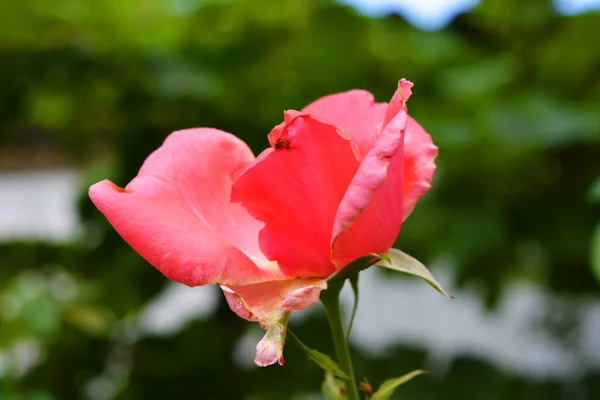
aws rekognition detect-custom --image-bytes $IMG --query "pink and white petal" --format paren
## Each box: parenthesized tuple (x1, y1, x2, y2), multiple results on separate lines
(89, 128, 283, 287)
(221, 278, 327, 366)
(133, 128, 267, 261)
(301, 90, 388, 158)
(330, 80, 414, 266)
(333, 116, 437, 266)
(232, 115, 359, 278)
(330, 109, 408, 266)
(402, 116, 438, 220)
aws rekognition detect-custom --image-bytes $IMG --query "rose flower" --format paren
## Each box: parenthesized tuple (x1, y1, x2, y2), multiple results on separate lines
(89, 79, 437, 366)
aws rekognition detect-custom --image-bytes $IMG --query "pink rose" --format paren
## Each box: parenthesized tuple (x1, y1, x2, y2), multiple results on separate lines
(89, 79, 437, 366)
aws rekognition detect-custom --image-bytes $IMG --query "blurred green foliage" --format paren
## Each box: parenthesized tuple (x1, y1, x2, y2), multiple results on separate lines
(1, 0, 599, 399)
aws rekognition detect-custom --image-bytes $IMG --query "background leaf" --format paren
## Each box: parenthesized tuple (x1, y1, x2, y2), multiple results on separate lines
(591, 222, 600, 284)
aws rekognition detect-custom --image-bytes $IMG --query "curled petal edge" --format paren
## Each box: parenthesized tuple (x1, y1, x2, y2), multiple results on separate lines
(402, 116, 439, 221)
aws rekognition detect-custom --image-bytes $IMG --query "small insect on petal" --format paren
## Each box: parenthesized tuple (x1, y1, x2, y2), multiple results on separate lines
(275, 138, 291, 150)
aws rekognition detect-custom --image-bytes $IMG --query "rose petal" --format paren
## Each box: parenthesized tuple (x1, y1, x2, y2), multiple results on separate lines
(383, 79, 414, 127)
(232, 114, 359, 278)
(331, 80, 413, 266)
(301, 90, 388, 158)
(221, 278, 327, 366)
(89, 128, 283, 287)
(402, 116, 438, 220)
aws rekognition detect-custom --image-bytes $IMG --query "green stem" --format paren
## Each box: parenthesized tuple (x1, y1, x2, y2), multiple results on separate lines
(321, 281, 360, 400)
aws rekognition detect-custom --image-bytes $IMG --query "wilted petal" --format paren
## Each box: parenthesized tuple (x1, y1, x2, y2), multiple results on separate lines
(89, 128, 283, 287)
(232, 114, 359, 278)
(222, 279, 327, 366)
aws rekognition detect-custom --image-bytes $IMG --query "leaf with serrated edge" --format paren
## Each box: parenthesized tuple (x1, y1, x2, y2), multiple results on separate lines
(371, 370, 427, 400)
(376, 248, 451, 297)
(288, 330, 350, 380)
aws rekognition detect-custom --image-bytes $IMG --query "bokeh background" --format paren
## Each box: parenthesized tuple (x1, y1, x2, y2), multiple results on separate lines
(1, 0, 600, 399)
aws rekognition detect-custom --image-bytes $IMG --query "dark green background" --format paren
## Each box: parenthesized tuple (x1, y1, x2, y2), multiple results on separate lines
(1, 0, 599, 399)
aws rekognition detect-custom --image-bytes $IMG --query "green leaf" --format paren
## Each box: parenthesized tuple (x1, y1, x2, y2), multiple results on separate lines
(27, 391, 56, 400)
(587, 175, 600, 203)
(371, 370, 427, 400)
(287, 329, 351, 380)
(377, 248, 452, 297)
(591, 222, 600, 283)
(346, 273, 359, 338)
(322, 372, 347, 400)
(64, 304, 113, 337)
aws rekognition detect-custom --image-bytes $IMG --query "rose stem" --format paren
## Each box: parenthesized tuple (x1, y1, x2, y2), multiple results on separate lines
(321, 280, 360, 400)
